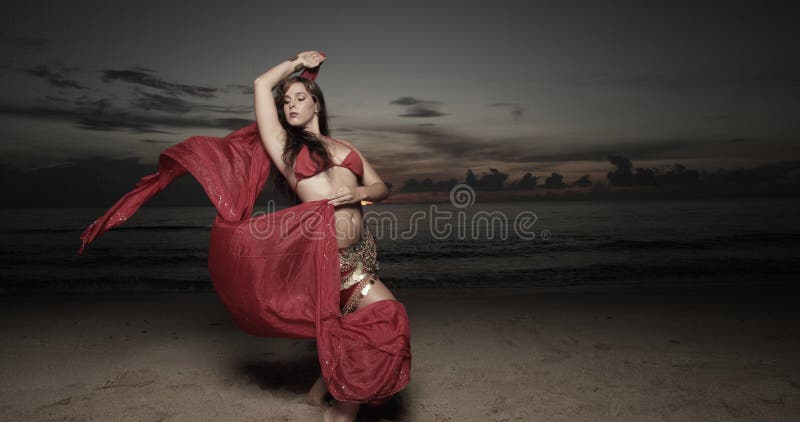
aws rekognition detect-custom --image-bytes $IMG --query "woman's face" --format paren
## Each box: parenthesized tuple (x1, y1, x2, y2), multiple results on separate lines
(282, 82, 318, 128)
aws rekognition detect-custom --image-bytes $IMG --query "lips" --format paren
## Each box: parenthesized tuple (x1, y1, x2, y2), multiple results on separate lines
(289, 112, 298, 118)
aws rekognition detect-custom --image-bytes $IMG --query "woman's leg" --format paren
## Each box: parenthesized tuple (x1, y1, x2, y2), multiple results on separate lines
(311, 275, 396, 409)
(307, 373, 329, 406)
(324, 275, 397, 421)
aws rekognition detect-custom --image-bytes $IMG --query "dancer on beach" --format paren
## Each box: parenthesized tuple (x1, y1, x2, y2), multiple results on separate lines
(254, 50, 401, 421)
(79, 51, 411, 422)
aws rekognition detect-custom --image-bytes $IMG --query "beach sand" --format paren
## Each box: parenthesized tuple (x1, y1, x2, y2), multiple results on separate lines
(1, 287, 798, 421)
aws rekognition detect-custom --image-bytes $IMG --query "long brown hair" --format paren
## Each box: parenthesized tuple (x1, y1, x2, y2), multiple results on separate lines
(272, 76, 333, 195)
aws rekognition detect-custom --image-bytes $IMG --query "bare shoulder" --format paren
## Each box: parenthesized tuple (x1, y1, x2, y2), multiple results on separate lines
(332, 137, 358, 150)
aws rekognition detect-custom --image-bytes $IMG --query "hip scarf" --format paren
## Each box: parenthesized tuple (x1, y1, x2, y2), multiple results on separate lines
(339, 227, 380, 316)
(77, 123, 410, 405)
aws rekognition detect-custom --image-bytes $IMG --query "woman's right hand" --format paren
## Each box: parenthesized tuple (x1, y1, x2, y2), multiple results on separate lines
(296, 51, 326, 69)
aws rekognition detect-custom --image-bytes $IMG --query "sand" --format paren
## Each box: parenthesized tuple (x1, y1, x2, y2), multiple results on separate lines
(1, 287, 798, 421)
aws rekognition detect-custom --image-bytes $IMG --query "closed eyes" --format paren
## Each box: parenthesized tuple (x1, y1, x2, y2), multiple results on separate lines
(283, 94, 306, 100)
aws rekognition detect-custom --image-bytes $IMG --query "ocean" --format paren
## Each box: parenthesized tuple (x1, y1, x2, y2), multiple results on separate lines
(1, 198, 799, 293)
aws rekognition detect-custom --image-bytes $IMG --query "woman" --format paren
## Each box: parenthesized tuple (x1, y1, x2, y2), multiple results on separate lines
(78, 52, 410, 422)
(254, 51, 400, 421)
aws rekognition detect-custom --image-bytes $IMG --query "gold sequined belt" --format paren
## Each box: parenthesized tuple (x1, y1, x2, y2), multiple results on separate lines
(338, 226, 380, 291)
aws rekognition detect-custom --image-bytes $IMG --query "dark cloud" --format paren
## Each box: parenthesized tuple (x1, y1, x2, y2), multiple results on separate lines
(73, 96, 112, 110)
(0, 34, 48, 51)
(390, 96, 447, 118)
(130, 91, 252, 115)
(101, 68, 217, 98)
(25, 64, 85, 90)
(0, 103, 251, 134)
(544, 172, 567, 189)
(12, 64, 250, 132)
(204, 103, 252, 115)
(0, 104, 81, 124)
(487, 102, 524, 119)
(606, 156, 700, 187)
(45, 95, 71, 104)
(131, 66, 157, 73)
(75, 115, 250, 133)
(75, 116, 172, 134)
(398, 105, 448, 118)
(3, 69, 252, 132)
(389, 97, 441, 106)
(225, 84, 254, 95)
(131, 92, 193, 114)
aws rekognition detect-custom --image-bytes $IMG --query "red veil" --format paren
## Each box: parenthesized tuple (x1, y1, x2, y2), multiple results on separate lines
(77, 69, 411, 404)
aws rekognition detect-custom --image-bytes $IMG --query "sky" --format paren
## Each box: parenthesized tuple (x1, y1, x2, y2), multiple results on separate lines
(1, 0, 799, 203)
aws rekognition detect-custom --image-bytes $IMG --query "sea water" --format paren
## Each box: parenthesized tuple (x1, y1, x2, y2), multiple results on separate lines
(1, 198, 798, 293)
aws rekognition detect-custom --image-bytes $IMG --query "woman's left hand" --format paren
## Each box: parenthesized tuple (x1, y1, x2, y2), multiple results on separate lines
(328, 186, 363, 207)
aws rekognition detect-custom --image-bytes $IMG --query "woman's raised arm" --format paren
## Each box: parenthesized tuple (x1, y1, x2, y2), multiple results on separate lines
(253, 51, 325, 175)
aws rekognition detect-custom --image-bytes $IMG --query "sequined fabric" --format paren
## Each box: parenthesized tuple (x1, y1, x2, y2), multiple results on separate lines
(338, 226, 380, 290)
(338, 226, 380, 315)
(340, 278, 375, 316)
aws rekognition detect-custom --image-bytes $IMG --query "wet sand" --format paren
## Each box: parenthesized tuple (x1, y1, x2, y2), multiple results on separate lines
(1, 287, 798, 421)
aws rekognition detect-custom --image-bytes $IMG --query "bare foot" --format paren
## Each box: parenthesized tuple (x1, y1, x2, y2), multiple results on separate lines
(322, 400, 360, 422)
(307, 374, 329, 407)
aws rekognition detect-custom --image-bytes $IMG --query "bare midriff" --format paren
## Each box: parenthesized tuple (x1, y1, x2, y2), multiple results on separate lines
(293, 166, 363, 249)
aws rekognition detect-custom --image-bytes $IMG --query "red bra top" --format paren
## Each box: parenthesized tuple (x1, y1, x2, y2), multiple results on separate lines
(293, 137, 364, 189)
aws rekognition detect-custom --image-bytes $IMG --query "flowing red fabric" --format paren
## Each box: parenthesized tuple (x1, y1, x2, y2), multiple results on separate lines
(77, 120, 410, 404)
